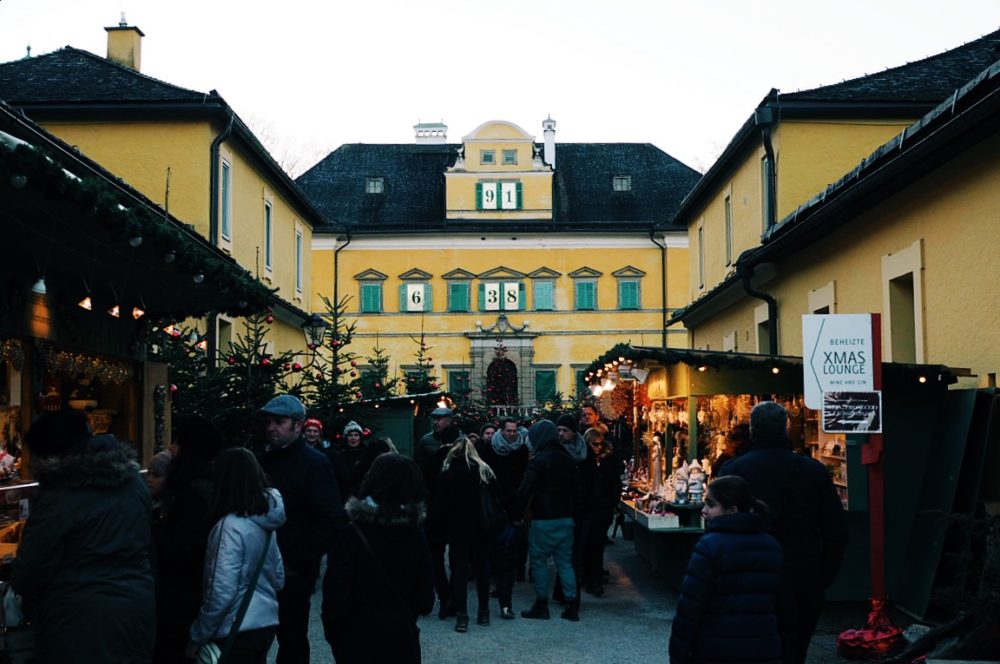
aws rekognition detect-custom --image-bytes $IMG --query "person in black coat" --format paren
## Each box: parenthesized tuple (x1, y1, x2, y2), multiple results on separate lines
(12, 411, 155, 663)
(579, 427, 623, 596)
(515, 419, 581, 621)
(475, 421, 527, 619)
(259, 395, 345, 664)
(413, 407, 460, 617)
(434, 436, 499, 632)
(330, 420, 365, 503)
(154, 414, 223, 663)
(322, 453, 435, 663)
(720, 401, 849, 664)
(669, 475, 783, 664)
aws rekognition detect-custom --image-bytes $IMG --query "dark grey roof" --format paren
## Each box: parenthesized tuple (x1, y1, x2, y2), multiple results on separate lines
(783, 28, 1000, 104)
(296, 142, 701, 234)
(0, 46, 208, 103)
(0, 46, 329, 230)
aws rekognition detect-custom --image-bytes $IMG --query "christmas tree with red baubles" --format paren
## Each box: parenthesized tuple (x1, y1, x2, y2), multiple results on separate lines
(359, 335, 399, 400)
(299, 294, 362, 424)
(403, 326, 438, 395)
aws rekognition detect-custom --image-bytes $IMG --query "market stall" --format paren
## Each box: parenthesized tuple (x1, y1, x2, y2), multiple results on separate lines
(0, 102, 271, 541)
(582, 343, 986, 610)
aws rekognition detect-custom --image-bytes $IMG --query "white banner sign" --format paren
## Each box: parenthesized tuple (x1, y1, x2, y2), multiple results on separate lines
(503, 282, 520, 309)
(500, 182, 518, 209)
(802, 314, 875, 408)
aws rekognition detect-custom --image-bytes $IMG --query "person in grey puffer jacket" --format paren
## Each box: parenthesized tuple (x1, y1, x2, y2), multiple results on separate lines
(188, 448, 286, 662)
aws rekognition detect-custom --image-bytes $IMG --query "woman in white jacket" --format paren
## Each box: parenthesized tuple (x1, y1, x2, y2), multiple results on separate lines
(186, 448, 286, 663)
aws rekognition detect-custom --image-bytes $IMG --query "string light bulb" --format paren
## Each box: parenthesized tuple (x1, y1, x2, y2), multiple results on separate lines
(107, 304, 120, 318)
(78, 296, 93, 311)
(132, 306, 145, 320)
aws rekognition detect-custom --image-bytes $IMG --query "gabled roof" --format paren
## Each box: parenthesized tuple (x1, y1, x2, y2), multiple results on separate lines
(296, 142, 701, 234)
(671, 57, 1000, 328)
(441, 268, 477, 280)
(0, 47, 330, 231)
(398, 268, 433, 280)
(528, 267, 562, 279)
(783, 28, 1000, 104)
(478, 266, 526, 279)
(673, 27, 1000, 227)
(0, 46, 207, 103)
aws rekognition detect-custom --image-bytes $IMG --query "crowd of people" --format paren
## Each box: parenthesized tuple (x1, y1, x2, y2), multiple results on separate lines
(7, 396, 847, 664)
(7, 398, 627, 663)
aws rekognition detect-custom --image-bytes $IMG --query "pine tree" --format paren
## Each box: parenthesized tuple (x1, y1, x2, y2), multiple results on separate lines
(148, 323, 222, 423)
(485, 340, 518, 405)
(403, 327, 439, 394)
(359, 335, 399, 400)
(299, 294, 362, 424)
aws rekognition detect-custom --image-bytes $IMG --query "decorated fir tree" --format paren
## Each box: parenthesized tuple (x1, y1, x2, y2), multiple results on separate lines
(485, 340, 518, 405)
(148, 323, 223, 424)
(359, 336, 399, 400)
(403, 327, 439, 394)
(215, 308, 302, 447)
(298, 294, 362, 424)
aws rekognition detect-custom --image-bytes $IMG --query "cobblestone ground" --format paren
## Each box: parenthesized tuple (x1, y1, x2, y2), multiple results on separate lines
(271, 527, 870, 663)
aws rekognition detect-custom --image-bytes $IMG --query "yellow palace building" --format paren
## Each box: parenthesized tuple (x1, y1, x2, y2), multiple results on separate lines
(298, 119, 701, 409)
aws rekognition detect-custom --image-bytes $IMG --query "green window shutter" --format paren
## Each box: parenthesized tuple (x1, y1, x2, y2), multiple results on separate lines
(516, 182, 523, 209)
(476, 182, 482, 210)
(575, 370, 589, 399)
(448, 283, 468, 312)
(619, 280, 639, 310)
(535, 370, 556, 402)
(423, 284, 433, 312)
(398, 284, 408, 312)
(534, 281, 553, 310)
(516, 282, 526, 311)
(478, 283, 485, 310)
(576, 281, 595, 310)
(361, 283, 382, 313)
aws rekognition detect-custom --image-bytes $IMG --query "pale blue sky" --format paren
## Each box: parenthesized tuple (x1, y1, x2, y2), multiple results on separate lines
(2, 0, 999, 174)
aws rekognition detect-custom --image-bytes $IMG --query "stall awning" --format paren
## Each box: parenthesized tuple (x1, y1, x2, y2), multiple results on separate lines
(0, 101, 272, 322)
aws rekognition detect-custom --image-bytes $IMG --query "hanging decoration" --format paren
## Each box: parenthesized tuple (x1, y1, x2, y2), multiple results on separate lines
(40, 345, 132, 385)
(0, 340, 26, 371)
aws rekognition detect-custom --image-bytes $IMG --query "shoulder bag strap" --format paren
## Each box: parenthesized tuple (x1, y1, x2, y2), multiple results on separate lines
(352, 523, 410, 611)
(219, 529, 273, 664)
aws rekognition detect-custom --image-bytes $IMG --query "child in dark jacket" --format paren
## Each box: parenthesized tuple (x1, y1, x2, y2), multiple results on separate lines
(669, 475, 783, 664)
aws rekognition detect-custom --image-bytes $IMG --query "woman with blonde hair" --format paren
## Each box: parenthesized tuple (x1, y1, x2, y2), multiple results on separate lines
(433, 435, 499, 632)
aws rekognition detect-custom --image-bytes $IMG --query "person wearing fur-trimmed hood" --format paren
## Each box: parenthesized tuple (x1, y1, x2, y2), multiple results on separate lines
(322, 453, 435, 663)
(12, 411, 155, 663)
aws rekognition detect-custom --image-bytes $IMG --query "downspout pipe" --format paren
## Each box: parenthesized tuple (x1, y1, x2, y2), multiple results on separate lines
(209, 110, 236, 246)
(333, 228, 352, 309)
(649, 229, 668, 348)
(755, 105, 777, 231)
(738, 262, 778, 356)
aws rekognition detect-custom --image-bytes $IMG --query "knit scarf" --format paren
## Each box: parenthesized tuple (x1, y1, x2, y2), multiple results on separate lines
(491, 428, 529, 455)
(563, 432, 588, 462)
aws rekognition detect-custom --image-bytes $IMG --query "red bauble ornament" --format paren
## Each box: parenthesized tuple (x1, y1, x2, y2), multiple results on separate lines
(355, 392, 362, 398)
(307, 343, 316, 351)
(227, 356, 236, 365)
(332, 340, 340, 347)
(266, 315, 274, 324)
(427, 357, 433, 361)
(292, 363, 302, 372)
(363, 428, 371, 436)
(172, 330, 182, 338)
(170, 384, 178, 393)
(350, 360, 357, 367)
(261, 358, 271, 366)
(350, 371, 357, 377)
(375, 382, 382, 388)
(282, 364, 290, 371)
(315, 372, 322, 379)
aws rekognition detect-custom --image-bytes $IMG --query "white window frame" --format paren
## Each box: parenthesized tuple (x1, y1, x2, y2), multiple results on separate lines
(808, 280, 837, 315)
(881, 239, 925, 363)
(366, 177, 384, 194)
(263, 198, 273, 275)
(220, 156, 233, 245)
(613, 175, 632, 192)
(294, 224, 303, 296)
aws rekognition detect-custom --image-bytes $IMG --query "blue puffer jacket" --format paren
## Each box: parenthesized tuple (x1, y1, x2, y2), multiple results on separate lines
(669, 512, 782, 664)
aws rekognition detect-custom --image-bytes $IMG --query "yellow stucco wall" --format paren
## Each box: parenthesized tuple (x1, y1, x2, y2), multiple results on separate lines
(40, 120, 214, 234)
(687, 130, 1000, 385)
(688, 118, 915, 304)
(775, 120, 913, 219)
(40, 120, 312, 356)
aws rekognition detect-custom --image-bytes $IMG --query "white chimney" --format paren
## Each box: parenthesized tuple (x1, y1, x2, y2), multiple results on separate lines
(414, 121, 447, 144)
(542, 115, 556, 169)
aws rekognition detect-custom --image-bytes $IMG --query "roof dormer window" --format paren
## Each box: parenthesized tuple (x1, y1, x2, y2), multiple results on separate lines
(366, 177, 384, 194)
(613, 175, 632, 192)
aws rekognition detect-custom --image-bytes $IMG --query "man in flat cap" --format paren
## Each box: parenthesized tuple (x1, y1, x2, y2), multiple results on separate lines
(259, 394, 344, 664)
(413, 406, 461, 618)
